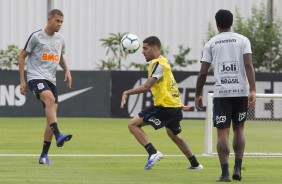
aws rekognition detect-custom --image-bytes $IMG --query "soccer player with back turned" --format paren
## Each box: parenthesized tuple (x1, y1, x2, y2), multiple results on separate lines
(18, 9, 73, 165)
(195, 10, 256, 182)
(121, 36, 203, 170)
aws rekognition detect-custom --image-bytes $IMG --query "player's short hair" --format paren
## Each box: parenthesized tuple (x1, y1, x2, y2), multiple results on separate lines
(215, 9, 233, 29)
(143, 36, 161, 49)
(48, 9, 64, 17)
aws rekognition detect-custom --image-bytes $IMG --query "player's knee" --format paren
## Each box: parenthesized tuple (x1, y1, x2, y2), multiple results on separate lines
(43, 97, 56, 107)
(128, 121, 136, 132)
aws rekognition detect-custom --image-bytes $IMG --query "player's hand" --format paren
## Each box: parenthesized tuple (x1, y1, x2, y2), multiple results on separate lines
(64, 70, 72, 88)
(195, 95, 203, 111)
(248, 91, 256, 108)
(120, 92, 128, 109)
(181, 104, 192, 111)
(20, 81, 26, 95)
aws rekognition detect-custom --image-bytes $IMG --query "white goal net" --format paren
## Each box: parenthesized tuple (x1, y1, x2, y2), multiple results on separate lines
(204, 93, 282, 156)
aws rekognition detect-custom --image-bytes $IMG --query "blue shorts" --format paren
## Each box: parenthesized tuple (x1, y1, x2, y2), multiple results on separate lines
(138, 106, 183, 135)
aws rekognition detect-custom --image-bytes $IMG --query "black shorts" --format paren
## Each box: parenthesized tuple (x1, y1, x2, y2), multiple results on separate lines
(28, 79, 58, 104)
(138, 106, 183, 135)
(213, 97, 248, 129)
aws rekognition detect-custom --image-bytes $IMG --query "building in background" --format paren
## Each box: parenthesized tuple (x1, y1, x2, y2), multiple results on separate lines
(0, 0, 281, 71)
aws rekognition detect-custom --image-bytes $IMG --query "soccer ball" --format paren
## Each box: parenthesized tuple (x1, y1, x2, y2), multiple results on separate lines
(120, 34, 140, 54)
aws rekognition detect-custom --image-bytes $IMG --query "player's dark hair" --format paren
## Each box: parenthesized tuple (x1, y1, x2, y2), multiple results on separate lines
(143, 36, 161, 49)
(48, 9, 64, 17)
(215, 9, 233, 29)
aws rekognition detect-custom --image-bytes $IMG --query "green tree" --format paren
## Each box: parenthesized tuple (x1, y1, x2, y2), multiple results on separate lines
(129, 45, 196, 71)
(171, 45, 196, 70)
(98, 32, 128, 70)
(0, 45, 21, 70)
(233, 4, 282, 72)
(99, 33, 196, 71)
(205, 3, 282, 72)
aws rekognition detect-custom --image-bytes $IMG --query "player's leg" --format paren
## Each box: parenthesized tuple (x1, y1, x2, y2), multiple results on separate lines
(39, 122, 53, 165)
(128, 115, 163, 170)
(165, 128, 203, 169)
(231, 97, 248, 181)
(128, 115, 150, 146)
(27, 80, 54, 164)
(40, 90, 57, 125)
(232, 122, 245, 181)
(39, 81, 72, 147)
(214, 97, 232, 182)
(216, 127, 231, 182)
(132, 106, 165, 169)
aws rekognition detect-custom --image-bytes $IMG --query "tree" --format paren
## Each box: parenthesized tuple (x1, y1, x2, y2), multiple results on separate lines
(98, 32, 128, 70)
(99, 32, 196, 71)
(233, 4, 282, 72)
(0, 45, 21, 70)
(171, 45, 196, 70)
(205, 3, 282, 72)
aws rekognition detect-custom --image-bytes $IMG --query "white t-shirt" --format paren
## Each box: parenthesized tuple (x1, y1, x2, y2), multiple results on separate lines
(201, 32, 252, 97)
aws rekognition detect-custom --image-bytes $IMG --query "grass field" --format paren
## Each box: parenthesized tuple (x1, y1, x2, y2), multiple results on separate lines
(0, 118, 282, 184)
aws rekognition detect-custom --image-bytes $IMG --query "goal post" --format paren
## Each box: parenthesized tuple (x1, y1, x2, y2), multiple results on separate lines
(203, 93, 282, 156)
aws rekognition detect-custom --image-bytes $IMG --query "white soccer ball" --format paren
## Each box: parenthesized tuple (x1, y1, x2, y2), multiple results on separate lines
(120, 34, 140, 54)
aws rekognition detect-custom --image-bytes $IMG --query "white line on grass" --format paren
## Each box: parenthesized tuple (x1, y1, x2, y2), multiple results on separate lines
(0, 154, 184, 157)
(1, 153, 282, 157)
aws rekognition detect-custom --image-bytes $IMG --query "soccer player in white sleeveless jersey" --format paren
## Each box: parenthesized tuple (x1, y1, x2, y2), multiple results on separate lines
(195, 10, 256, 182)
(18, 9, 73, 165)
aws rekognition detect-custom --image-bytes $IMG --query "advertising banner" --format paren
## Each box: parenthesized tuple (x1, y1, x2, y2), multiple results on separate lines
(0, 71, 111, 117)
(111, 71, 282, 119)
(1, 71, 281, 119)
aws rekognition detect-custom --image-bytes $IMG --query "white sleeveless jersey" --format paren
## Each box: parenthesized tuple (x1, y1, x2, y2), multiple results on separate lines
(201, 32, 252, 97)
(24, 29, 65, 85)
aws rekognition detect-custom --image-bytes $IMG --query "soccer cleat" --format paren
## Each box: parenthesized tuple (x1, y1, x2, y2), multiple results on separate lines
(216, 175, 231, 182)
(188, 164, 204, 170)
(39, 154, 52, 165)
(144, 151, 163, 170)
(232, 166, 242, 181)
(56, 133, 72, 147)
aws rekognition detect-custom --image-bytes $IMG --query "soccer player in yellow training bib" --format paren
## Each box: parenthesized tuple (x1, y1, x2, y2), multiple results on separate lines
(120, 36, 203, 170)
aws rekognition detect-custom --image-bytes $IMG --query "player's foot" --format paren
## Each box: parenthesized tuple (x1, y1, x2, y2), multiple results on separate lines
(56, 133, 72, 147)
(144, 151, 163, 170)
(39, 154, 52, 165)
(216, 175, 231, 182)
(188, 164, 203, 170)
(232, 166, 242, 181)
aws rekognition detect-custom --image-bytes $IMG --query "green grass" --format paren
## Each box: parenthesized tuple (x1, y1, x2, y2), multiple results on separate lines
(0, 118, 282, 183)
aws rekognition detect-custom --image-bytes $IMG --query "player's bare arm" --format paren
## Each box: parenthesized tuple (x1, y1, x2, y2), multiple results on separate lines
(244, 53, 256, 107)
(195, 62, 210, 110)
(59, 56, 72, 88)
(18, 50, 28, 95)
(120, 77, 157, 109)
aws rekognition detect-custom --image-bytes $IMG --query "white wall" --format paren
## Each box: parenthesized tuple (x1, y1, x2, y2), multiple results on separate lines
(1, 0, 281, 71)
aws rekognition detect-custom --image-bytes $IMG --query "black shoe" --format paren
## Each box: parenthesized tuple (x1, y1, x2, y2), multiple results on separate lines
(216, 175, 231, 182)
(232, 166, 242, 181)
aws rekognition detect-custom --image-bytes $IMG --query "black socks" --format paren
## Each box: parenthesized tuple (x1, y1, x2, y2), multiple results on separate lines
(41, 141, 51, 156)
(235, 158, 242, 169)
(50, 122, 60, 140)
(188, 155, 200, 167)
(144, 143, 157, 155)
(221, 163, 229, 176)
